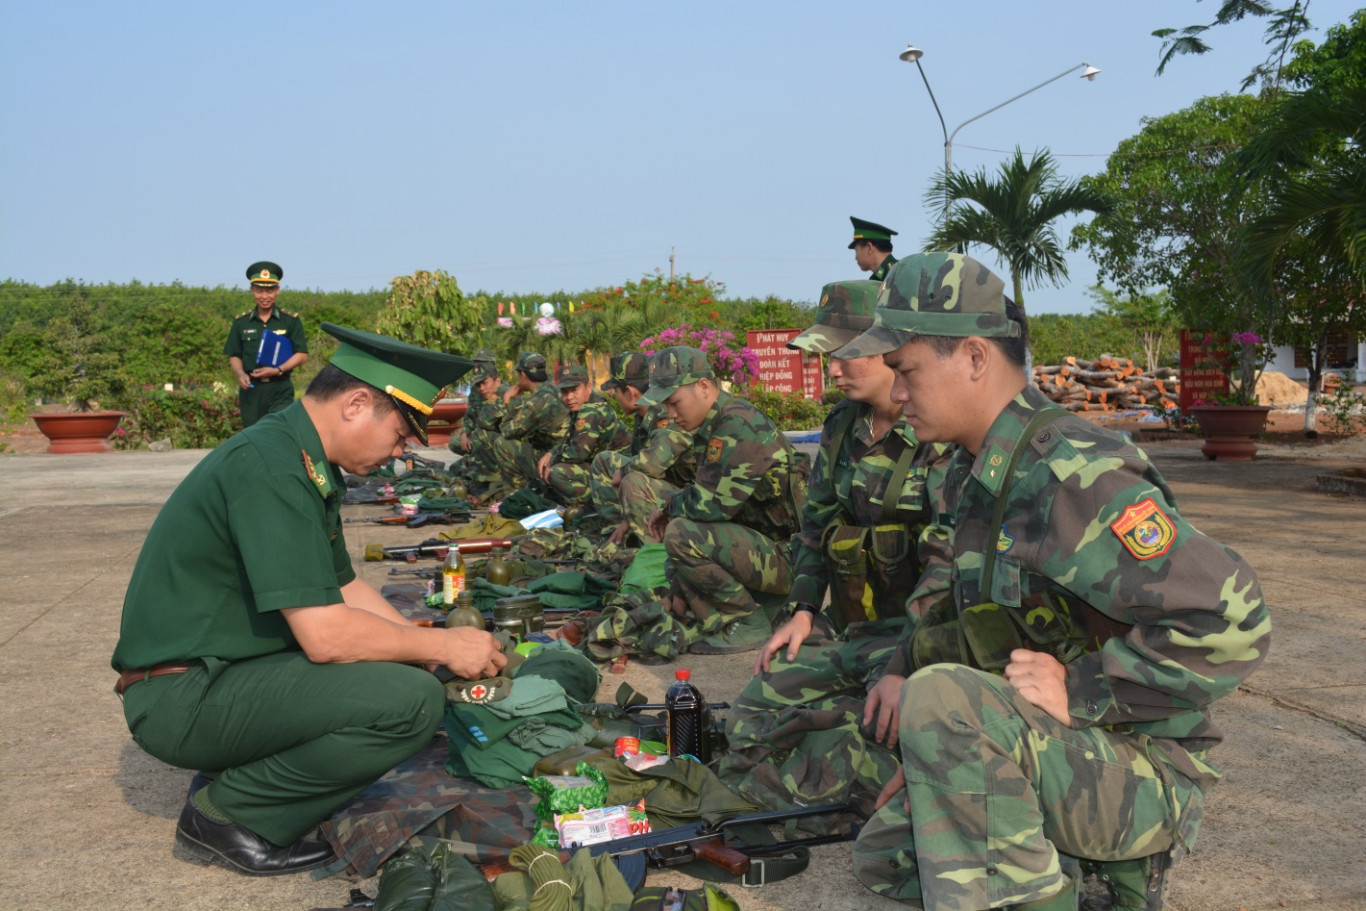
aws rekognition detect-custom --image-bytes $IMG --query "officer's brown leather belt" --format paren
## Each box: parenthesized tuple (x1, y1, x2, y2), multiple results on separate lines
(114, 663, 192, 696)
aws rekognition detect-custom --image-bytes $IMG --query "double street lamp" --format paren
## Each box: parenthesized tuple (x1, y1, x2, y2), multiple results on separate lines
(899, 43, 1100, 222)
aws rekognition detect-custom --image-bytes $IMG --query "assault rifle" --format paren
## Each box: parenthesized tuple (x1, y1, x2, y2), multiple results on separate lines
(345, 510, 483, 528)
(363, 537, 513, 563)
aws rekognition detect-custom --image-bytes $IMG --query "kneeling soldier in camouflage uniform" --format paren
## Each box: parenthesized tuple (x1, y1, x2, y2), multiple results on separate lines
(589, 352, 694, 545)
(638, 346, 805, 655)
(840, 253, 1270, 911)
(450, 349, 509, 487)
(491, 351, 570, 492)
(720, 280, 954, 818)
(537, 364, 631, 505)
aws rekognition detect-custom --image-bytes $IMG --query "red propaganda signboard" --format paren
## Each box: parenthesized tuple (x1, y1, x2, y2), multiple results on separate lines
(1179, 329, 1229, 410)
(746, 329, 824, 399)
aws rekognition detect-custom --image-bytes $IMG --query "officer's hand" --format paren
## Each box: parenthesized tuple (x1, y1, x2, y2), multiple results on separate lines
(503, 387, 520, 404)
(873, 766, 909, 813)
(863, 673, 907, 749)
(234, 371, 252, 390)
(607, 520, 629, 545)
(459, 433, 472, 452)
(441, 627, 508, 680)
(537, 452, 553, 481)
(646, 509, 669, 543)
(1004, 649, 1071, 727)
(756, 611, 814, 675)
(610, 468, 624, 490)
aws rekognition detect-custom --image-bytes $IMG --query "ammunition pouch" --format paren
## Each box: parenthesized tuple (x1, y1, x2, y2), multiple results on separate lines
(821, 520, 917, 633)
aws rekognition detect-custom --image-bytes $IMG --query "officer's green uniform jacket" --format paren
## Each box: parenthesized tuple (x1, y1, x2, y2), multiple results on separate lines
(223, 307, 309, 425)
(665, 390, 802, 539)
(896, 385, 1270, 794)
(113, 401, 348, 670)
(869, 253, 898, 282)
(548, 394, 630, 466)
(788, 398, 953, 621)
(499, 381, 570, 451)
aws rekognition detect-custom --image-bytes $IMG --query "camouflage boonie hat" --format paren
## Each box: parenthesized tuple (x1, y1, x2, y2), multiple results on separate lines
(601, 352, 650, 392)
(638, 346, 715, 407)
(834, 253, 1017, 359)
(514, 351, 548, 381)
(788, 280, 882, 355)
(555, 364, 590, 389)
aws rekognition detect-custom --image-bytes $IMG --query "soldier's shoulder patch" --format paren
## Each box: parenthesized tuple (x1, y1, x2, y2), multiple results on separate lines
(706, 437, 724, 462)
(1110, 497, 1175, 560)
(996, 525, 1014, 554)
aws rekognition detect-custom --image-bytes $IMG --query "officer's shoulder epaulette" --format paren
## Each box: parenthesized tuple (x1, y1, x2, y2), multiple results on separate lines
(282, 309, 301, 318)
(1027, 413, 1086, 484)
(234, 309, 254, 320)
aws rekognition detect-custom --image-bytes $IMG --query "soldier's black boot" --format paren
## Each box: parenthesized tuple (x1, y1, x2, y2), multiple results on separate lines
(1082, 850, 1173, 910)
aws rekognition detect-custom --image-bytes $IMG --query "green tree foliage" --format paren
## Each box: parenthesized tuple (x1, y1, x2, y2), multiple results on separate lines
(924, 148, 1111, 310)
(1085, 285, 1178, 372)
(1027, 312, 1141, 368)
(375, 270, 483, 355)
(1153, 0, 1314, 88)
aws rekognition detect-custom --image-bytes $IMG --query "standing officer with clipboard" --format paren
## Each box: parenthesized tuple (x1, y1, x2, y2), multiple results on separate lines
(225, 261, 309, 427)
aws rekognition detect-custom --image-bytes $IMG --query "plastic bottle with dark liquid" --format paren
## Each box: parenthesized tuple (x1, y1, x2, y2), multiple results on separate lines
(665, 668, 710, 762)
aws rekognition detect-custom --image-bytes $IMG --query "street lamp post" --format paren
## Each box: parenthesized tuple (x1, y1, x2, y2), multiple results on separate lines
(899, 44, 1099, 223)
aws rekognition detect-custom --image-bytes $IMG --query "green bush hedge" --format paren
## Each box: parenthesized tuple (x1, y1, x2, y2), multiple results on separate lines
(114, 385, 242, 450)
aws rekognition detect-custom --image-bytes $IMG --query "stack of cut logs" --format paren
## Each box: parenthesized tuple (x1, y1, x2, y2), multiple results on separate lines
(1032, 356, 1180, 412)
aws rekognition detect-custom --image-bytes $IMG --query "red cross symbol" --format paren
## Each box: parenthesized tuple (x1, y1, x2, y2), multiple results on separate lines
(469, 684, 488, 701)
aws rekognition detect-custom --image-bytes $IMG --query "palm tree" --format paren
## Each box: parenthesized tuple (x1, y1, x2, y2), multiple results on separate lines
(924, 147, 1112, 311)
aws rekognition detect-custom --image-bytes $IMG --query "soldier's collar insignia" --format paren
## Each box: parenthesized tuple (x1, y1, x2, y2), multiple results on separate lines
(1110, 497, 1175, 561)
(996, 525, 1014, 553)
(706, 437, 724, 462)
(978, 445, 1010, 492)
(301, 449, 333, 497)
(575, 418, 589, 431)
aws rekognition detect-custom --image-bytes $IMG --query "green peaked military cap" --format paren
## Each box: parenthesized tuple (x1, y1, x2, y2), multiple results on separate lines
(555, 364, 590, 388)
(848, 217, 897, 249)
(601, 352, 650, 391)
(833, 253, 1018, 360)
(246, 261, 283, 285)
(322, 322, 474, 445)
(638, 346, 715, 407)
(788, 280, 882, 354)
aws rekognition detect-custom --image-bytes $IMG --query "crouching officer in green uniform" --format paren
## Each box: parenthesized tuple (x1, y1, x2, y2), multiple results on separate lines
(839, 254, 1270, 911)
(112, 323, 506, 877)
(720, 279, 954, 817)
(538, 364, 631, 504)
(589, 352, 690, 545)
(490, 351, 570, 492)
(850, 217, 898, 282)
(639, 346, 806, 654)
(224, 261, 310, 427)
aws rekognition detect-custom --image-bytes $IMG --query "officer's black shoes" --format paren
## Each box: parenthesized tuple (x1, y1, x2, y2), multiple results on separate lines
(174, 798, 335, 876)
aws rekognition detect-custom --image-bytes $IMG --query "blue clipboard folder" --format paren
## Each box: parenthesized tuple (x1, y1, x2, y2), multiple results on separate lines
(257, 332, 295, 370)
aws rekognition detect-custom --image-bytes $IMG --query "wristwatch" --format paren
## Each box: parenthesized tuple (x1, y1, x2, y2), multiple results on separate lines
(789, 602, 817, 618)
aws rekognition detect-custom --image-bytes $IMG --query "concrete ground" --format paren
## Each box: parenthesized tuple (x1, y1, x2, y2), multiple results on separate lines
(0, 429, 1362, 911)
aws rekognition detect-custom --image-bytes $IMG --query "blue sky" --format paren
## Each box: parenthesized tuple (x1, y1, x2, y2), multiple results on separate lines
(1, 1, 1357, 315)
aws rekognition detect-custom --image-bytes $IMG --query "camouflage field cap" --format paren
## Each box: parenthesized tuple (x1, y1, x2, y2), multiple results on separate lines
(555, 364, 590, 389)
(788, 280, 882, 355)
(514, 351, 549, 381)
(468, 360, 500, 383)
(322, 322, 474, 445)
(833, 253, 1017, 359)
(246, 260, 283, 286)
(848, 217, 897, 249)
(472, 347, 497, 365)
(600, 352, 650, 391)
(638, 346, 716, 407)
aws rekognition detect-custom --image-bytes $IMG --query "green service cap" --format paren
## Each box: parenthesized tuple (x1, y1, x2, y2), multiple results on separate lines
(601, 352, 650, 391)
(322, 322, 474, 445)
(788, 280, 882, 355)
(638, 346, 715, 407)
(555, 364, 590, 389)
(246, 261, 283, 285)
(515, 351, 548, 380)
(848, 217, 897, 249)
(833, 253, 1017, 359)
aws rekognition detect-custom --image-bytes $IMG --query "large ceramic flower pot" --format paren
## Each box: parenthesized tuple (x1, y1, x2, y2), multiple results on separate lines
(1188, 405, 1272, 461)
(425, 398, 468, 448)
(30, 411, 128, 454)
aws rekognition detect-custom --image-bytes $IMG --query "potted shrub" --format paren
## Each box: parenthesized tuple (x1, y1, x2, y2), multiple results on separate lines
(27, 299, 129, 453)
(1186, 330, 1273, 461)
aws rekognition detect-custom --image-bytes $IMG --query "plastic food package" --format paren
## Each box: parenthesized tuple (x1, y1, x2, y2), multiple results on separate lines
(555, 802, 651, 848)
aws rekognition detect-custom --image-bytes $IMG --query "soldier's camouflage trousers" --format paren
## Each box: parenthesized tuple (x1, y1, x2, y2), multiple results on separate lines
(450, 427, 501, 482)
(491, 437, 541, 491)
(852, 664, 1204, 911)
(545, 461, 591, 505)
(664, 517, 792, 623)
(719, 618, 909, 821)
(589, 451, 629, 522)
(617, 469, 682, 539)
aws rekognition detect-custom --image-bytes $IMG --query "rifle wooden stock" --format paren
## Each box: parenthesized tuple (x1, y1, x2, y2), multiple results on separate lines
(362, 537, 513, 562)
(692, 838, 750, 876)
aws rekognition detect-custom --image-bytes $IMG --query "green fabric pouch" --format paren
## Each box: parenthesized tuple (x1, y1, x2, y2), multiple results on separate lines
(629, 884, 740, 911)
